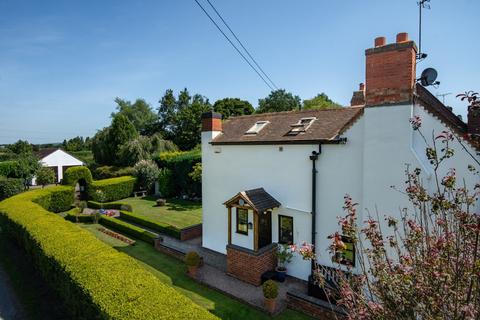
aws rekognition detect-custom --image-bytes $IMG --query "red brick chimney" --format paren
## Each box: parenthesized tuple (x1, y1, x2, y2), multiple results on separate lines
(365, 33, 417, 106)
(201, 111, 222, 132)
(350, 83, 366, 106)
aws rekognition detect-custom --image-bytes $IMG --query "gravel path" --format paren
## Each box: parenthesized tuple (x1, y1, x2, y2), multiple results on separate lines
(0, 264, 26, 320)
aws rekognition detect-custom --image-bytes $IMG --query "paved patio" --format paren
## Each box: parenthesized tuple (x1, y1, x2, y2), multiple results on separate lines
(157, 234, 308, 314)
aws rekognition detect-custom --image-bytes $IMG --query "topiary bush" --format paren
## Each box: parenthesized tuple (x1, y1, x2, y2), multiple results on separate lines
(36, 166, 56, 187)
(62, 166, 93, 186)
(88, 176, 136, 202)
(92, 166, 134, 180)
(119, 211, 180, 239)
(0, 187, 217, 320)
(0, 177, 24, 200)
(263, 280, 279, 299)
(184, 251, 200, 267)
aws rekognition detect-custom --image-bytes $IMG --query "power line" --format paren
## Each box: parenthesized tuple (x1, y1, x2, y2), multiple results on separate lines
(204, 0, 278, 90)
(193, 0, 275, 91)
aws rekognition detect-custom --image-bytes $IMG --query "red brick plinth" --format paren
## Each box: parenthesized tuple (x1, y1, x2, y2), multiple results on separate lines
(226, 244, 277, 286)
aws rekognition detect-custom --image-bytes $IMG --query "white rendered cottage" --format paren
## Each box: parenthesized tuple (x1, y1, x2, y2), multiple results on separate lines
(201, 33, 480, 287)
(31, 148, 84, 185)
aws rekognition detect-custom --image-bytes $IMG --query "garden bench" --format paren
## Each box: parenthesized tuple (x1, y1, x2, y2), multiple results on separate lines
(134, 190, 147, 197)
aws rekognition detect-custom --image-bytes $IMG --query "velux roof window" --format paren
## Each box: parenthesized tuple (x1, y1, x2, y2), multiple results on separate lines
(288, 117, 316, 135)
(245, 121, 269, 135)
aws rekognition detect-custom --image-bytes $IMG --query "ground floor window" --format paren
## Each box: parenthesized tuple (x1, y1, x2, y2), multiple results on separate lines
(236, 208, 248, 235)
(333, 236, 355, 266)
(278, 215, 293, 244)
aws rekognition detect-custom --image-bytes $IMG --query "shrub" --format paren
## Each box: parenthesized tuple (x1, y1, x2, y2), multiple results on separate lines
(87, 201, 133, 212)
(184, 251, 200, 267)
(0, 161, 18, 177)
(133, 160, 159, 192)
(0, 177, 24, 200)
(88, 176, 136, 202)
(119, 211, 180, 239)
(262, 280, 278, 299)
(0, 188, 216, 320)
(62, 166, 93, 186)
(99, 215, 157, 244)
(157, 168, 174, 197)
(36, 166, 56, 187)
(93, 166, 134, 180)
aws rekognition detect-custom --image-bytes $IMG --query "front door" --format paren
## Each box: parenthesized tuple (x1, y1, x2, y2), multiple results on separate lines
(258, 211, 272, 249)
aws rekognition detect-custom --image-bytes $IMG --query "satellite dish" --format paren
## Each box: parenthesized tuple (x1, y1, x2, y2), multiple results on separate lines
(420, 68, 438, 86)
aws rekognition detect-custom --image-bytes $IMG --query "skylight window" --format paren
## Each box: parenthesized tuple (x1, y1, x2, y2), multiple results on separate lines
(289, 117, 316, 134)
(245, 121, 269, 134)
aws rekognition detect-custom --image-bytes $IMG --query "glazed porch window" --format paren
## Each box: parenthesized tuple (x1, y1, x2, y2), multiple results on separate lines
(236, 208, 248, 235)
(278, 215, 293, 244)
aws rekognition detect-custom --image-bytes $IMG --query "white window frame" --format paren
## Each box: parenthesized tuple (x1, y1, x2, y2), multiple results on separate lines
(245, 121, 269, 134)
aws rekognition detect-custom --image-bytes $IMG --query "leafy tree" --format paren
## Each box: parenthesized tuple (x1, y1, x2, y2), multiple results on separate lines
(303, 93, 342, 110)
(118, 134, 177, 167)
(91, 127, 113, 165)
(14, 155, 41, 188)
(62, 136, 90, 151)
(133, 160, 160, 192)
(36, 167, 56, 187)
(213, 98, 254, 119)
(157, 89, 211, 150)
(188, 162, 202, 183)
(256, 89, 301, 114)
(111, 98, 157, 133)
(7, 140, 32, 154)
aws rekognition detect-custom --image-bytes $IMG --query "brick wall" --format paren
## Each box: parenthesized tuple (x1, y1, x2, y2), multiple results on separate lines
(180, 224, 202, 241)
(226, 244, 277, 286)
(365, 33, 417, 107)
(287, 291, 346, 320)
(201, 111, 222, 132)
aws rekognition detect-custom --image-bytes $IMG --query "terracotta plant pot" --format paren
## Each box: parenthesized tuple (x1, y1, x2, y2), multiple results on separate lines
(188, 265, 198, 277)
(264, 297, 276, 313)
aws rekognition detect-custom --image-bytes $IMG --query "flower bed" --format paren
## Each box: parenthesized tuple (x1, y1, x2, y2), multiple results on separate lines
(97, 227, 135, 245)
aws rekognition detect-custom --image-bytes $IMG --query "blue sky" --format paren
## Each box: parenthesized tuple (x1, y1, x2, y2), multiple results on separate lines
(0, 0, 478, 144)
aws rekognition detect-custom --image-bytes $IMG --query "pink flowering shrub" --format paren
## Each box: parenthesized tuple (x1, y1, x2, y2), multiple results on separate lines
(296, 95, 480, 319)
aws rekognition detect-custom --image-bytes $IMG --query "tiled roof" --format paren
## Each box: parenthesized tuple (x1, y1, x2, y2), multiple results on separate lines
(35, 148, 59, 159)
(224, 188, 281, 212)
(211, 107, 363, 145)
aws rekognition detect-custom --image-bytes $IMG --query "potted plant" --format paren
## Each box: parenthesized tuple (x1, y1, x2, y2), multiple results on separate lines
(262, 280, 278, 313)
(275, 244, 293, 282)
(184, 251, 201, 277)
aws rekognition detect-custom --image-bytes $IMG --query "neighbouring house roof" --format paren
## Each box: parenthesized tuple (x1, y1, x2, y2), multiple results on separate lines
(224, 188, 281, 212)
(35, 148, 59, 159)
(211, 107, 364, 145)
(414, 84, 467, 135)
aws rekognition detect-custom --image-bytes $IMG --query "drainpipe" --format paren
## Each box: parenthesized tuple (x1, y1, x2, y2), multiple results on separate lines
(309, 147, 320, 275)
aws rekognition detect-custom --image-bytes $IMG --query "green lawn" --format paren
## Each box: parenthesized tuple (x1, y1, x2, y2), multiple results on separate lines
(120, 196, 202, 229)
(81, 224, 312, 320)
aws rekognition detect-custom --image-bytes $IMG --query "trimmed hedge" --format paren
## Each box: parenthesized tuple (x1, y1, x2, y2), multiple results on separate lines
(64, 207, 94, 223)
(0, 187, 217, 320)
(154, 150, 201, 197)
(0, 177, 24, 200)
(88, 176, 136, 203)
(119, 211, 181, 239)
(99, 215, 157, 244)
(32, 186, 73, 213)
(63, 166, 93, 186)
(87, 201, 133, 212)
(93, 166, 134, 180)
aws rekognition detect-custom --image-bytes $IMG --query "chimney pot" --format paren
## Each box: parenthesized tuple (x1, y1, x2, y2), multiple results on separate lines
(359, 83, 365, 91)
(396, 32, 409, 43)
(374, 36, 386, 47)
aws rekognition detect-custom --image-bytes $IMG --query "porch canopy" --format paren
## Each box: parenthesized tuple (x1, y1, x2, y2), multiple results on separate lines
(224, 188, 281, 251)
